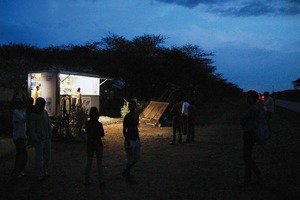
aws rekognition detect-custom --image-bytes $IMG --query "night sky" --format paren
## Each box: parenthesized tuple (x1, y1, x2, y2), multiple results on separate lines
(1, 0, 299, 92)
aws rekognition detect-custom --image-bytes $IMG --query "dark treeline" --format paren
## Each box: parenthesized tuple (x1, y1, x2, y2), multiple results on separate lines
(292, 78, 300, 89)
(0, 34, 242, 102)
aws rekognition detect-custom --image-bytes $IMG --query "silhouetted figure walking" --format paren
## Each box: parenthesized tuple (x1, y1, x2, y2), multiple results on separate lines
(84, 107, 105, 188)
(30, 97, 51, 181)
(26, 97, 35, 147)
(11, 98, 28, 180)
(186, 104, 196, 143)
(170, 99, 183, 145)
(122, 100, 141, 184)
(240, 90, 263, 186)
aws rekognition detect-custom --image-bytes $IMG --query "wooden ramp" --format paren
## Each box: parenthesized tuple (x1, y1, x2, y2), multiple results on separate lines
(140, 101, 169, 126)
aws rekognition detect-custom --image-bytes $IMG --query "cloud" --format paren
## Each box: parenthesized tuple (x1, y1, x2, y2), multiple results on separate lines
(154, 0, 300, 16)
(213, 0, 300, 16)
(153, 0, 226, 8)
(214, 2, 276, 16)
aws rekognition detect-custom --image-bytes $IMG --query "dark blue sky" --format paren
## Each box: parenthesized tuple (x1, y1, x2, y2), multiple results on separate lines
(1, 0, 300, 92)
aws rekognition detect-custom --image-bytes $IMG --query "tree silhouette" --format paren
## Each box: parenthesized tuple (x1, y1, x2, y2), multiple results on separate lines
(0, 34, 243, 103)
(292, 78, 300, 89)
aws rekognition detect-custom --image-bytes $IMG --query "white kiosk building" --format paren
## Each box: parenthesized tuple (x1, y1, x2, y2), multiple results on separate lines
(27, 70, 110, 117)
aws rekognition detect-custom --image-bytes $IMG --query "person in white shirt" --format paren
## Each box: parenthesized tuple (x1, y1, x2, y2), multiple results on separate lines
(181, 98, 190, 136)
(263, 91, 274, 130)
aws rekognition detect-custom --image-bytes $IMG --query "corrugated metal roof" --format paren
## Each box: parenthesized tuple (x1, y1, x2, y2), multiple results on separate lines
(28, 70, 113, 80)
(140, 101, 169, 126)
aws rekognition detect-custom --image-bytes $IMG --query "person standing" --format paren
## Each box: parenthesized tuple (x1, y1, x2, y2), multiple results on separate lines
(84, 107, 105, 188)
(122, 100, 141, 184)
(181, 98, 190, 136)
(26, 97, 35, 147)
(170, 99, 182, 145)
(75, 88, 82, 110)
(240, 90, 263, 186)
(11, 98, 28, 180)
(263, 91, 274, 131)
(30, 97, 52, 180)
(33, 86, 40, 104)
(186, 104, 196, 143)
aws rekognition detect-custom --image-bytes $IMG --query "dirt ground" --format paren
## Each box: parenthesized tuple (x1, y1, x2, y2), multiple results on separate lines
(0, 104, 300, 200)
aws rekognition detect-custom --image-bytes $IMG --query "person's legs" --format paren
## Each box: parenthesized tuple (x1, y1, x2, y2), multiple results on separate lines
(265, 111, 272, 131)
(95, 145, 104, 184)
(243, 133, 254, 185)
(43, 139, 51, 176)
(34, 142, 44, 178)
(12, 139, 27, 177)
(243, 132, 261, 185)
(123, 141, 140, 179)
(19, 139, 28, 174)
(182, 115, 188, 135)
(185, 129, 190, 142)
(124, 144, 140, 184)
(171, 122, 176, 144)
(85, 145, 94, 184)
(133, 145, 141, 164)
(177, 123, 182, 144)
(250, 159, 262, 181)
(123, 146, 134, 176)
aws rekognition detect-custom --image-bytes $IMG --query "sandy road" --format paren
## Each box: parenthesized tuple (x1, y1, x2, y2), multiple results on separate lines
(275, 99, 300, 112)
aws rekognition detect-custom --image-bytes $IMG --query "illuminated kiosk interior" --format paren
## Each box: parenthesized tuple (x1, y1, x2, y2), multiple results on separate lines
(28, 71, 110, 117)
